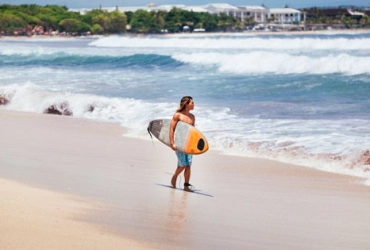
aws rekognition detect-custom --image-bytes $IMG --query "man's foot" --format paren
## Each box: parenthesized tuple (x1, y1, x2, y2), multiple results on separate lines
(184, 183, 194, 192)
(184, 186, 194, 192)
(171, 175, 177, 188)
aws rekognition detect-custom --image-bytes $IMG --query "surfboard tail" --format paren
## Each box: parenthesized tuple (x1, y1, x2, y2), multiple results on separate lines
(147, 119, 163, 139)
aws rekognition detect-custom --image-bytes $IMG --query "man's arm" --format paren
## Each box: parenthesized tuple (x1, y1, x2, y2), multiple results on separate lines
(169, 113, 179, 151)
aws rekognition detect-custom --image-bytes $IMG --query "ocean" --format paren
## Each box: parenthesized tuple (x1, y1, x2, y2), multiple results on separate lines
(1, 32, 370, 183)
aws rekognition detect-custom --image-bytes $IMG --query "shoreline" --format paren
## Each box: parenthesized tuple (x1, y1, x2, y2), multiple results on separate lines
(1, 28, 370, 41)
(2, 109, 370, 249)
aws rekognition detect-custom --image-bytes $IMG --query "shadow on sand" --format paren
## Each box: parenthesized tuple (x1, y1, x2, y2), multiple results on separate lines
(155, 183, 214, 198)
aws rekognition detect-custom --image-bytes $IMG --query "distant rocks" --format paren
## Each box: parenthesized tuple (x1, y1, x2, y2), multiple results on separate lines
(43, 102, 95, 116)
(44, 102, 73, 116)
(0, 95, 10, 105)
(362, 150, 370, 165)
(0, 93, 100, 119)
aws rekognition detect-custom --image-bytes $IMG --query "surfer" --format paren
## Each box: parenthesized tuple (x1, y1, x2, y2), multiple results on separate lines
(169, 96, 195, 192)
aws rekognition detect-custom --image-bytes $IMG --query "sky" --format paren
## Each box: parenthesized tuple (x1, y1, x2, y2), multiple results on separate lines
(0, 0, 369, 9)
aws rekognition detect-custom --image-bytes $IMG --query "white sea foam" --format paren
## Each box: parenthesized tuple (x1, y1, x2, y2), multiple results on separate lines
(89, 35, 370, 51)
(1, 84, 370, 181)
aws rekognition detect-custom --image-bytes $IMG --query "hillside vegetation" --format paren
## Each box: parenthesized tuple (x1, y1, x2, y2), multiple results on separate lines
(0, 4, 369, 36)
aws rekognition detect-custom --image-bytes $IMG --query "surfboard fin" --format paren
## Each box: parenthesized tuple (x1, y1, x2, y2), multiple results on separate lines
(147, 121, 153, 139)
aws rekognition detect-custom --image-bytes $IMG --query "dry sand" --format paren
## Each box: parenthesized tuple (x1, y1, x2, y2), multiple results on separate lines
(0, 178, 148, 250)
(1, 109, 370, 249)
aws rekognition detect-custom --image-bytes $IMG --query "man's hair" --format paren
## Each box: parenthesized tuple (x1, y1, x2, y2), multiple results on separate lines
(176, 96, 193, 112)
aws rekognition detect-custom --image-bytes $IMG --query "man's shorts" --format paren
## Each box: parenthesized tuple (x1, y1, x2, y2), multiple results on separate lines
(175, 151, 193, 167)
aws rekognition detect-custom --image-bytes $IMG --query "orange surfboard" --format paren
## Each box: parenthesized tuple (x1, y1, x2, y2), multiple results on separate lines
(148, 119, 209, 155)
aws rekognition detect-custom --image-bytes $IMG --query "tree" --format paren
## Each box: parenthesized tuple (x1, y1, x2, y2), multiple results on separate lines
(360, 15, 370, 28)
(91, 23, 103, 34)
(199, 13, 217, 31)
(59, 18, 90, 33)
(234, 19, 244, 31)
(130, 9, 156, 33)
(108, 10, 127, 33)
(0, 13, 27, 34)
(92, 14, 110, 32)
(217, 13, 234, 31)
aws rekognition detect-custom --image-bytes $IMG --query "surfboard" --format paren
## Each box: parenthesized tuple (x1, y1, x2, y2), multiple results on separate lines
(147, 119, 209, 155)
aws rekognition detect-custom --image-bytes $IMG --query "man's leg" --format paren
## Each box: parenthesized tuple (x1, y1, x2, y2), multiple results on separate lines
(171, 167, 185, 188)
(183, 166, 193, 192)
(184, 166, 191, 184)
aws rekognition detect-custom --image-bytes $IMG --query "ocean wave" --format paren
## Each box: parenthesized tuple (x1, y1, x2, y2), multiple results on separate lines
(3, 48, 368, 75)
(173, 52, 370, 75)
(0, 52, 181, 69)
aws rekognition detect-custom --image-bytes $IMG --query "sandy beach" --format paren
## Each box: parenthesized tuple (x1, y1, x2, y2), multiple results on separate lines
(1, 109, 370, 249)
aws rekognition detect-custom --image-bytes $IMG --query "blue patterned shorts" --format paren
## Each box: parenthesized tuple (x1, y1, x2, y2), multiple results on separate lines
(176, 151, 193, 167)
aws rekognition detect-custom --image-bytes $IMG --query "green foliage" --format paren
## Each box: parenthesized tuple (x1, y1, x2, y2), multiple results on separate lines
(87, 9, 127, 34)
(14, 11, 42, 26)
(0, 4, 247, 35)
(0, 13, 27, 33)
(125, 11, 134, 24)
(92, 14, 110, 31)
(217, 13, 235, 31)
(91, 23, 103, 34)
(198, 13, 218, 31)
(2, 3, 368, 36)
(305, 7, 366, 27)
(36, 13, 59, 30)
(108, 10, 127, 33)
(59, 18, 91, 33)
(130, 9, 156, 33)
(0, 4, 94, 35)
(360, 15, 370, 27)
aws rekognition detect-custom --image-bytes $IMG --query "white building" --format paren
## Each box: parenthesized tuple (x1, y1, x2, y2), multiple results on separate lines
(267, 8, 304, 24)
(69, 3, 305, 25)
(236, 6, 267, 23)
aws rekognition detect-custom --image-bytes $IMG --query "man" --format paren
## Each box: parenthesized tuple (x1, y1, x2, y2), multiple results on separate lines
(169, 96, 195, 192)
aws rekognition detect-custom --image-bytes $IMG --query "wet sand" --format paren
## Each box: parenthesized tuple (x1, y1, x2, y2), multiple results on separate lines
(1, 109, 370, 249)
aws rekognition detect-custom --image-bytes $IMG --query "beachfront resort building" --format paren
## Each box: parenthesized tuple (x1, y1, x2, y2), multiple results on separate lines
(70, 3, 306, 28)
(267, 8, 302, 24)
(236, 6, 267, 23)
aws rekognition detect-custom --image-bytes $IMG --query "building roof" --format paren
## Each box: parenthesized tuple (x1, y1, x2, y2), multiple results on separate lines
(269, 8, 301, 14)
(237, 6, 266, 11)
(205, 3, 239, 10)
(183, 6, 208, 12)
(347, 9, 364, 16)
(237, 6, 266, 12)
(154, 4, 186, 11)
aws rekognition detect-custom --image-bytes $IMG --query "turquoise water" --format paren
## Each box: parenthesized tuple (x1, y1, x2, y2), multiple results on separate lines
(1, 33, 370, 181)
